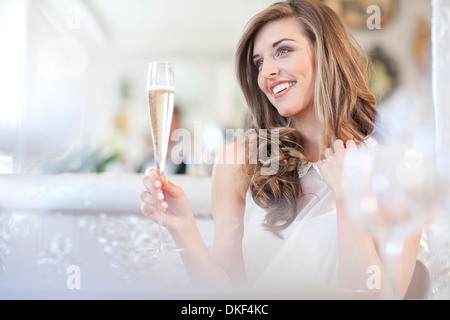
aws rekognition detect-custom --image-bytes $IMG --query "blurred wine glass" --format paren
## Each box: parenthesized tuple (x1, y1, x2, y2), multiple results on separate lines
(342, 128, 443, 299)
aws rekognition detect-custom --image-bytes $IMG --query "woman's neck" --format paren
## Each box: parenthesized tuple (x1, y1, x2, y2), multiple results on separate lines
(292, 111, 326, 163)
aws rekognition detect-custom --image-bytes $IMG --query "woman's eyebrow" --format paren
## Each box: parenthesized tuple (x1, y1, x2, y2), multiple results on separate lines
(272, 38, 295, 48)
(252, 38, 295, 60)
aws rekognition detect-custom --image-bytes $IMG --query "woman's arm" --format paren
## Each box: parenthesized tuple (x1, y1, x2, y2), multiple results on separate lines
(210, 142, 249, 286)
(140, 142, 248, 288)
(318, 139, 421, 298)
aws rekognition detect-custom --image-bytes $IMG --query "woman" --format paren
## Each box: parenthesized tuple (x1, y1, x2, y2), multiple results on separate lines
(140, 0, 421, 298)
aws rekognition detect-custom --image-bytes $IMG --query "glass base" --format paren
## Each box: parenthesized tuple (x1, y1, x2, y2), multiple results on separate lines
(133, 243, 184, 258)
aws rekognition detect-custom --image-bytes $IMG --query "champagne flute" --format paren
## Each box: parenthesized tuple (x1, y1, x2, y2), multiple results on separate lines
(146, 61, 182, 254)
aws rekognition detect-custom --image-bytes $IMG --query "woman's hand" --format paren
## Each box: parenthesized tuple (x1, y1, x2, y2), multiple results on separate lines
(317, 139, 357, 200)
(140, 168, 194, 237)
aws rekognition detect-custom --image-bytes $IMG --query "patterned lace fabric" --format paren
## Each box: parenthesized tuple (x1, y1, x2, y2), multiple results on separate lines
(298, 136, 379, 179)
(299, 160, 322, 179)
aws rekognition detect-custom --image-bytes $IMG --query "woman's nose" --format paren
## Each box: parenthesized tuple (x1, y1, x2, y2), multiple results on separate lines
(262, 58, 279, 79)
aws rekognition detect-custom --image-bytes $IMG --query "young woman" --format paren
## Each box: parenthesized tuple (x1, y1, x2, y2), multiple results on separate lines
(140, 0, 421, 298)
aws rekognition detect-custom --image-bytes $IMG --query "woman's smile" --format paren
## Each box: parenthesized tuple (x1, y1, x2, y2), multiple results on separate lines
(271, 80, 297, 97)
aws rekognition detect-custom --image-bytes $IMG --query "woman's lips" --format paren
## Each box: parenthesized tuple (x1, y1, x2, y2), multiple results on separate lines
(271, 81, 297, 98)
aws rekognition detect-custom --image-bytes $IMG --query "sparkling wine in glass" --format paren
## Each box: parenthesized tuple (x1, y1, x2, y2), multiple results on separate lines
(146, 61, 182, 254)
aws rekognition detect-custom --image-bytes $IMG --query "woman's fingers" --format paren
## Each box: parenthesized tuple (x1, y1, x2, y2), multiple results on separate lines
(141, 189, 168, 208)
(324, 147, 334, 159)
(142, 178, 165, 200)
(140, 202, 159, 222)
(143, 169, 162, 190)
(142, 170, 174, 212)
(324, 139, 354, 159)
(143, 168, 167, 204)
(140, 190, 158, 206)
(346, 139, 357, 150)
(140, 196, 167, 219)
(333, 139, 345, 151)
(320, 139, 357, 167)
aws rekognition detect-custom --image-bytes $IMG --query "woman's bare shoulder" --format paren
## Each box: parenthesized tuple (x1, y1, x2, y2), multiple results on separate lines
(212, 141, 251, 203)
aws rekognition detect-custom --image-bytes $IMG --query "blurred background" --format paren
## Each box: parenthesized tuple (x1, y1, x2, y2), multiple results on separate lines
(1, 0, 449, 300)
(0, 0, 433, 175)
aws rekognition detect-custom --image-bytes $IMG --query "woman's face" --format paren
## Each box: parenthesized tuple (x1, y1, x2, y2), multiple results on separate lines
(253, 17, 316, 119)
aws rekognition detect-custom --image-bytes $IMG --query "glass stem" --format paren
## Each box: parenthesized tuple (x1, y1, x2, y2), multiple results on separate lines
(157, 168, 164, 252)
(379, 234, 404, 299)
(158, 207, 163, 251)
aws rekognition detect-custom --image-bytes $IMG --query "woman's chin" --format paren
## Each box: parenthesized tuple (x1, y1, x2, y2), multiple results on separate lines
(273, 104, 298, 118)
(276, 109, 293, 118)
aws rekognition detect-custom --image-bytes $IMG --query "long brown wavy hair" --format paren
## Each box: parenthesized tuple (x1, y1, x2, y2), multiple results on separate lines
(236, 0, 377, 237)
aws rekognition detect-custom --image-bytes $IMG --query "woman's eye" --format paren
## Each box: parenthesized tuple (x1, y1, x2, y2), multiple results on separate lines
(276, 47, 291, 57)
(255, 59, 263, 69)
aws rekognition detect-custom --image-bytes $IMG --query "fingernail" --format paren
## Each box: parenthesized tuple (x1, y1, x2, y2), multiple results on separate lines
(157, 192, 164, 201)
(155, 180, 162, 188)
(162, 201, 168, 209)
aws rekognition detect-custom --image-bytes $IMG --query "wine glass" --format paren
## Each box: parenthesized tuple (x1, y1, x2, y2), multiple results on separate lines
(146, 61, 183, 254)
(342, 139, 440, 299)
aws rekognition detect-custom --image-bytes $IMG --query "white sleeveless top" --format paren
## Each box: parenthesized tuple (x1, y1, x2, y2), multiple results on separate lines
(241, 137, 378, 295)
(242, 163, 338, 294)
